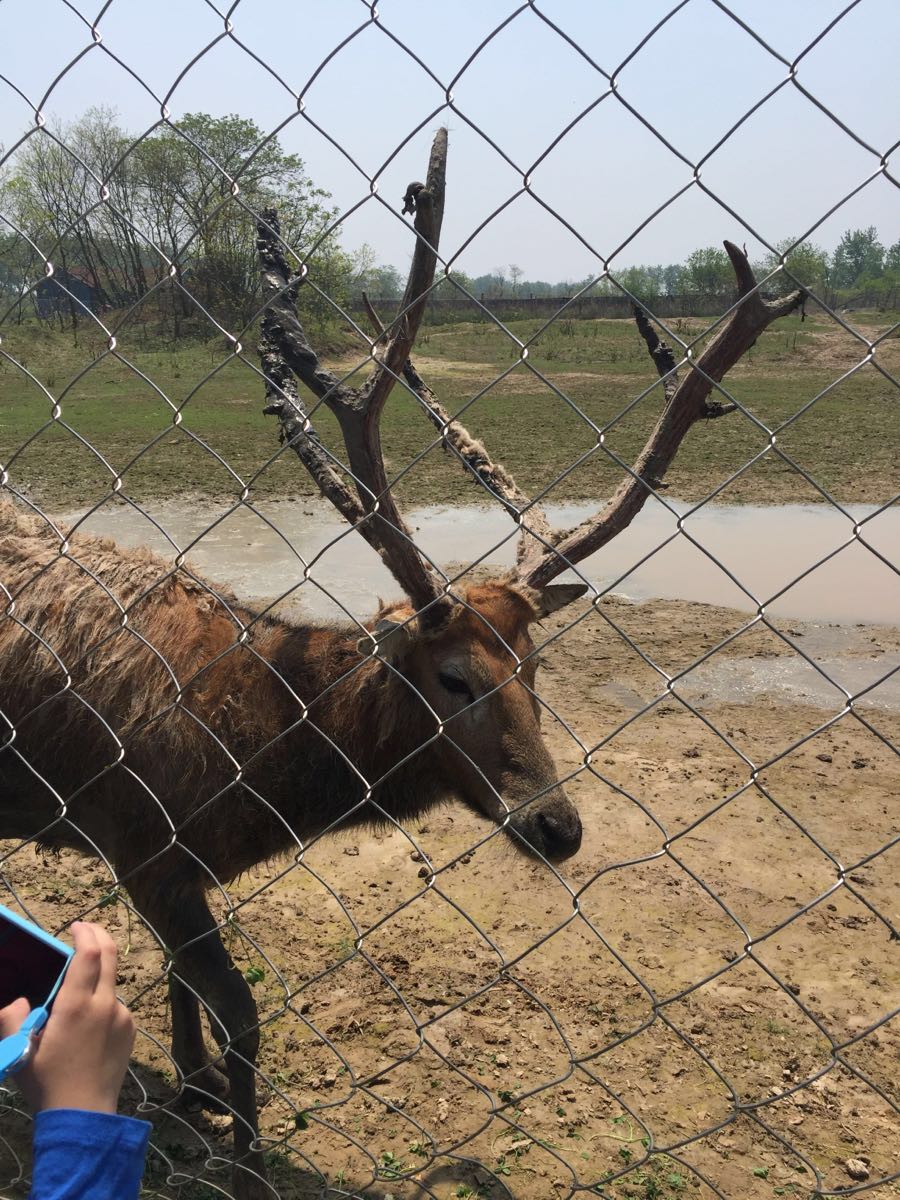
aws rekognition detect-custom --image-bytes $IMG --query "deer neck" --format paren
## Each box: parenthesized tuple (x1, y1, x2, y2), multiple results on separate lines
(272, 620, 445, 823)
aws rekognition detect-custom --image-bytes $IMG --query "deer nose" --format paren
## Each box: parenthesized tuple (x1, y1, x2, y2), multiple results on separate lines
(537, 806, 582, 860)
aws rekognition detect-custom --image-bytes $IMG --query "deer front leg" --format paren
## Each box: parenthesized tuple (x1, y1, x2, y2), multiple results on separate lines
(131, 885, 270, 1200)
(188, 937, 269, 1200)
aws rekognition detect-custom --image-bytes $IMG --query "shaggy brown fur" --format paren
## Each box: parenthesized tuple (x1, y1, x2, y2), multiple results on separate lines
(0, 499, 581, 1197)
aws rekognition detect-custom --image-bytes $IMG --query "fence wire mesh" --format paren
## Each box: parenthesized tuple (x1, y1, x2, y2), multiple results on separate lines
(0, 2, 897, 1199)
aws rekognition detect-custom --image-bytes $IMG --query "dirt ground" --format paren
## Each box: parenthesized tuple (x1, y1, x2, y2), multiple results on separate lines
(0, 592, 897, 1200)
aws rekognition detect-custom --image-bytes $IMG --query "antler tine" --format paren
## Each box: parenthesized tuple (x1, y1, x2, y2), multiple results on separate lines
(257, 130, 454, 624)
(517, 242, 807, 592)
(632, 303, 680, 405)
(363, 128, 448, 410)
(257, 238, 368, 529)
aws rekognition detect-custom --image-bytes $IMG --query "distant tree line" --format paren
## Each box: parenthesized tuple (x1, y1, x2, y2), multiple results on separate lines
(0, 106, 896, 343)
(441, 229, 899, 309)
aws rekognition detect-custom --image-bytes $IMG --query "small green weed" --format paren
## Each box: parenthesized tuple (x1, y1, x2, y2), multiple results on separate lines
(377, 1150, 408, 1180)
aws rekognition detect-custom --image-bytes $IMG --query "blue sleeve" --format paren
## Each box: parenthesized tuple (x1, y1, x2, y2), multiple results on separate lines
(29, 1109, 151, 1200)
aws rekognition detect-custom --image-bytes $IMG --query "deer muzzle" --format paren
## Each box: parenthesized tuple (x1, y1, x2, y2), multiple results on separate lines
(507, 785, 582, 861)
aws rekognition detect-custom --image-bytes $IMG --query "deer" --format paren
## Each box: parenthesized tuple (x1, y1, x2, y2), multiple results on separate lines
(0, 128, 804, 1198)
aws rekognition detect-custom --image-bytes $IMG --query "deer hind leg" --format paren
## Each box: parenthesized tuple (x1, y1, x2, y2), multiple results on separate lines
(167, 971, 231, 1111)
(130, 885, 270, 1200)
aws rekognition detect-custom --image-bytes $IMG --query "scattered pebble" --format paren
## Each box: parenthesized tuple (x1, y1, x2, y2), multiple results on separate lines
(845, 1159, 870, 1181)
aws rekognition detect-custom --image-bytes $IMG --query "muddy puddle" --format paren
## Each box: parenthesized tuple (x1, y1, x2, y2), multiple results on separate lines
(623, 642, 900, 715)
(56, 496, 900, 713)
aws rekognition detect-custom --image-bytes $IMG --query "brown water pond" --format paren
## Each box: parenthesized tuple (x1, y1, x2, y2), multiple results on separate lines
(55, 497, 899, 713)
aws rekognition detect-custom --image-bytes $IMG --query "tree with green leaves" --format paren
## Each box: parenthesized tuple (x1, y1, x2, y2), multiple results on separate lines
(132, 112, 343, 331)
(614, 265, 663, 302)
(683, 246, 734, 295)
(348, 243, 402, 299)
(661, 263, 684, 295)
(830, 226, 884, 289)
(2, 108, 345, 338)
(760, 237, 830, 297)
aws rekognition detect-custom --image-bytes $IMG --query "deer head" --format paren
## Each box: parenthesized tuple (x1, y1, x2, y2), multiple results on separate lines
(358, 580, 586, 860)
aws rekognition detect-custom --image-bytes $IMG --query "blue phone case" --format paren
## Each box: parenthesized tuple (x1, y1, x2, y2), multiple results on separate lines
(0, 905, 74, 1083)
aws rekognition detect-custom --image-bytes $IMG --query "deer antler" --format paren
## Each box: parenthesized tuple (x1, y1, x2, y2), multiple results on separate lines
(261, 135, 804, 611)
(361, 244, 805, 595)
(517, 244, 806, 590)
(257, 129, 453, 624)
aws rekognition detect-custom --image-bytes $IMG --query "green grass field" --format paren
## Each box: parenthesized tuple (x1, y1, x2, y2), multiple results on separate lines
(0, 307, 896, 512)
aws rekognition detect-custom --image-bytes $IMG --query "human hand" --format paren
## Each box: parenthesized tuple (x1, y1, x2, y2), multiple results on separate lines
(0, 921, 135, 1114)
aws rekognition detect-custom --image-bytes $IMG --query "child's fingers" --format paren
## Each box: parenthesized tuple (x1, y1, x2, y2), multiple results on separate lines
(59, 922, 103, 1001)
(0, 997, 30, 1038)
(92, 924, 119, 996)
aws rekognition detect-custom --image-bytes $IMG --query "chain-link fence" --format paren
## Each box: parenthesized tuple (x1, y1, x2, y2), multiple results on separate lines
(0, 3, 897, 1198)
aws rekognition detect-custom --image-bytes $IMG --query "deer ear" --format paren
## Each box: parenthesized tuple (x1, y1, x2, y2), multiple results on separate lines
(533, 582, 589, 618)
(356, 617, 417, 664)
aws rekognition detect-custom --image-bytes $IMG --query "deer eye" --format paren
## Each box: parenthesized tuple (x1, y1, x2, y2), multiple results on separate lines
(438, 670, 473, 700)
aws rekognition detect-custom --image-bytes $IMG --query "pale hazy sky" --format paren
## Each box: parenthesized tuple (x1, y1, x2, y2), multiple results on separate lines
(0, 0, 897, 281)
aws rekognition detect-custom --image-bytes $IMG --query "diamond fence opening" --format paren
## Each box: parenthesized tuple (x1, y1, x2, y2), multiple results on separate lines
(0, 3, 897, 1199)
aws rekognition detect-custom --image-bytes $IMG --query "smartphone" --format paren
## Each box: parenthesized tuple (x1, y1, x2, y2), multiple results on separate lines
(0, 904, 74, 1011)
